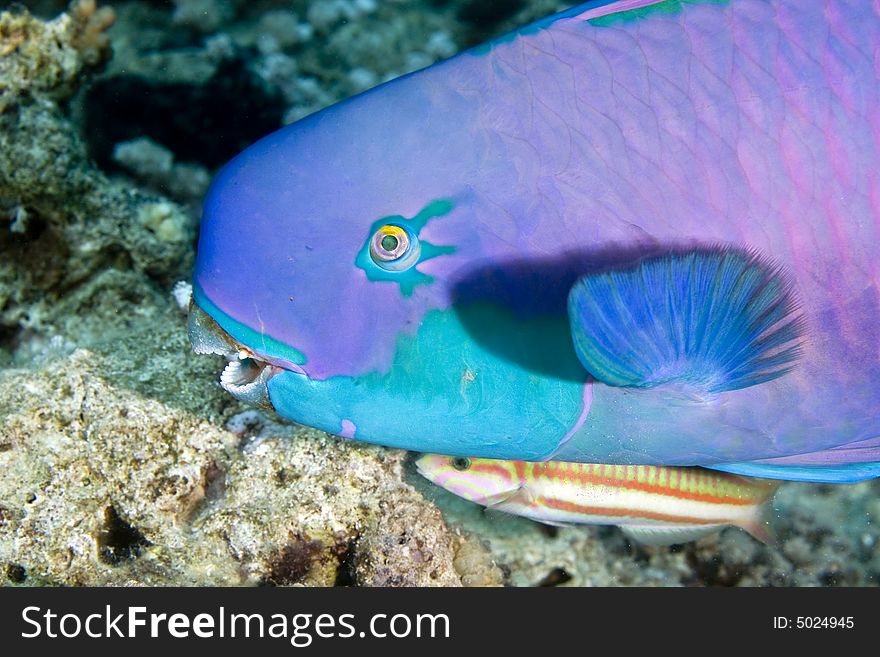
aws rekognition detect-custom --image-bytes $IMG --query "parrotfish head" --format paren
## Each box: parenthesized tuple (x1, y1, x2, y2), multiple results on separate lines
(190, 56, 593, 461)
(191, 97, 464, 380)
(190, 1, 880, 484)
(415, 455, 521, 506)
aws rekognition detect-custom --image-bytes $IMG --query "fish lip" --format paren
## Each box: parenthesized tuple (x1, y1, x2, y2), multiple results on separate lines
(188, 302, 308, 374)
(188, 303, 292, 406)
(413, 455, 435, 480)
(414, 464, 431, 482)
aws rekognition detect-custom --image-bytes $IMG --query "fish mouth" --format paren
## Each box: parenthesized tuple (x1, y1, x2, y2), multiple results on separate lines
(188, 303, 281, 407)
(414, 456, 433, 481)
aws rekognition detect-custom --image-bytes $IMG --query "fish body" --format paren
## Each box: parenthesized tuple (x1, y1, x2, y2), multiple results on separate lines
(416, 454, 779, 545)
(191, 0, 880, 482)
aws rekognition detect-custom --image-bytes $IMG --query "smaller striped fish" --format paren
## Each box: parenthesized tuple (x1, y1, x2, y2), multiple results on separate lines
(415, 456, 780, 546)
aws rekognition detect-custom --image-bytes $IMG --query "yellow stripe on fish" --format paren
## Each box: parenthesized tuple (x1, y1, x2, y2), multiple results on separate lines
(415, 455, 779, 546)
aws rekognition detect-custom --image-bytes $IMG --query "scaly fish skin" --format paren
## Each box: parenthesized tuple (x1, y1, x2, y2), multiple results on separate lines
(191, 0, 880, 482)
(416, 455, 779, 545)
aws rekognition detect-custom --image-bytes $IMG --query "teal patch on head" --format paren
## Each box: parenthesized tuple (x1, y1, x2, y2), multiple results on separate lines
(356, 199, 456, 296)
(192, 282, 307, 366)
(267, 304, 588, 460)
(586, 0, 729, 27)
(408, 199, 455, 231)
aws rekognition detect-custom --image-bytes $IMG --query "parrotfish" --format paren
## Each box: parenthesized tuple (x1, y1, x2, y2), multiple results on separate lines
(190, 0, 880, 483)
(415, 455, 779, 545)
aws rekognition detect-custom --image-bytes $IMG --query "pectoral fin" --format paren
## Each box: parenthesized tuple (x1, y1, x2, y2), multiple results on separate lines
(567, 248, 803, 394)
(481, 485, 535, 510)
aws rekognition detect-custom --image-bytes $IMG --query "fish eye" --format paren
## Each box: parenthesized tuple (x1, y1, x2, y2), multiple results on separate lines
(369, 224, 420, 271)
(451, 457, 471, 471)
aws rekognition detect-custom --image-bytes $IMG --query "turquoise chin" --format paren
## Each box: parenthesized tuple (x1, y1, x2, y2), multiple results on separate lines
(266, 305, 589, 460)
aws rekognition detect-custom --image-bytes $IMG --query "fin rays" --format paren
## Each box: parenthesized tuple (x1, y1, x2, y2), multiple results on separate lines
(567, 247, 804, 394)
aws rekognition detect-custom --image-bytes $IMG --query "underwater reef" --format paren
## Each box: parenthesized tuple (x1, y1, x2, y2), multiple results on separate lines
(0, 0, 878, 587)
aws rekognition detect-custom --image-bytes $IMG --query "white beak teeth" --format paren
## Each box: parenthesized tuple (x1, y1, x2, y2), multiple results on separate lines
(219, 354, 273, 407)
(188, 304, 238, 358)
(189, 303, 274, 407)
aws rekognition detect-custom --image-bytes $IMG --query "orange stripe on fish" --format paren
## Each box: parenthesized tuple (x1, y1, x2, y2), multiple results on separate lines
(526, 463, 768, 506)
(537, 496, 733, 526)
(415, 454, 780, 546)
(470, 462, 516, 481)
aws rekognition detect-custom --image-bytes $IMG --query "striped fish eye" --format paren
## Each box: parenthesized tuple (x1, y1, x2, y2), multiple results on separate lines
(451, 457, 471, 471)
(369, 224, 420, 271)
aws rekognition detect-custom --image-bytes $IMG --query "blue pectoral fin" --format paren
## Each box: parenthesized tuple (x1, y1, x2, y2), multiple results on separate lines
(708, 461, 880, 484)
(566, 248, 803, 394)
